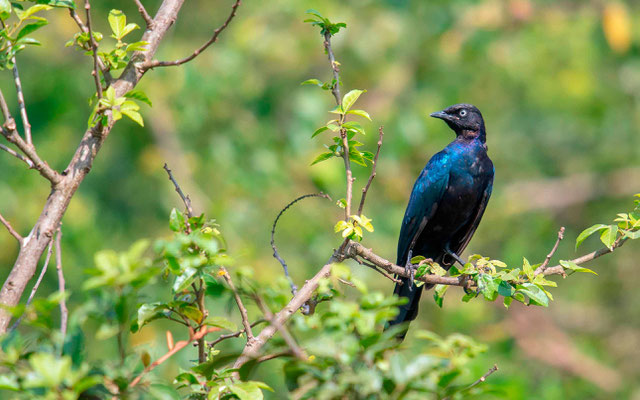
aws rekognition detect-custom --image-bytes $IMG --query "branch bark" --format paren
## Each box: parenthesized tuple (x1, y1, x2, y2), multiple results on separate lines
(0, 0, 190, 333)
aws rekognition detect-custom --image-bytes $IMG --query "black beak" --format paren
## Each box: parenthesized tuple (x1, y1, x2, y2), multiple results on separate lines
(430, 110, 451, 121)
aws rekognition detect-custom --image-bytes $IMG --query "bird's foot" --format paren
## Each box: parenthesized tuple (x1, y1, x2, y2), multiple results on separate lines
(405, 250, 416, 291)
(444, 245, 466, 267)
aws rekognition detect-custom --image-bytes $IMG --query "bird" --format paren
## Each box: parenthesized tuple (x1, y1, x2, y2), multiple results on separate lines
(388, 103, 494, 339)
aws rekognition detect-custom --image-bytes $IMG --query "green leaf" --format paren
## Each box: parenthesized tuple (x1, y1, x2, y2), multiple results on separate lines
(16, 19, 48, 41)
(120, 101, 144, 126)
(124, 89, 152, 106)
(575, 223, 608, 249)
(301, 78, 322, 86)
(517, 283, 549, 307)
(17, 4, 51, 20)
(0, 0, 11, 20)
(137, 303, 167, 329)
(346, 109, 372, 121)
(311, 126, 328, 138)
(125, 41, 148, 52)
(559, 260, 598, 275)
(599, 225, 618, 250)
(172, 267, 198, 293)
(433, 284, 448, 308)
(181, 305, 203, 323)
(522, 257, 533, 281)
(310, 152, 334, 165)
(341, 89, 365, 112)
(497, 280, 515, 297)
(348, 147, 367, 166)
(169, 208, 185, 232)
(35, 0, 75, 9)
(477, 274, 498, 301)
(623, 229, 640, 239)
(204, 316, 237, 331)
(108, 9, 133, 40)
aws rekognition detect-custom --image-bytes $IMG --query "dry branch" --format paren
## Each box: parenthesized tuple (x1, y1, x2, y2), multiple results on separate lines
(133, 0, 154, 28)
(0, 211, 22, 244)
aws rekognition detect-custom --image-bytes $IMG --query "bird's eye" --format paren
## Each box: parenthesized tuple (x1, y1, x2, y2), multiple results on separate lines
(459, 109, 467, 117)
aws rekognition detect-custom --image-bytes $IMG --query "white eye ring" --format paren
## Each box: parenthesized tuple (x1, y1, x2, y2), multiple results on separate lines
(459, 109, 467, 117)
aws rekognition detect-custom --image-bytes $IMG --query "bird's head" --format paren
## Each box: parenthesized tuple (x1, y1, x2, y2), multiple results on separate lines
(430, 104, 486, 142)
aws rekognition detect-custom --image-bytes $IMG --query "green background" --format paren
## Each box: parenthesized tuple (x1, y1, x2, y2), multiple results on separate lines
(1, 0, 639, 398)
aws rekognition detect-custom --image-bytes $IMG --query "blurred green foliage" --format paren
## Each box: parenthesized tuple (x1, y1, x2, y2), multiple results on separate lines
(1, 0, 640, 399)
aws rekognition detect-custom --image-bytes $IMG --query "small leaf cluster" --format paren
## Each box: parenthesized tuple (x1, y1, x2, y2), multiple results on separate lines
(575, 193, 640, 249)
(303, 9, 346, 36)
(334, 214, 374, 241)
(308, 88, 373, 167)
(0, 1, 74, 69)
(66, 9, 147, 71)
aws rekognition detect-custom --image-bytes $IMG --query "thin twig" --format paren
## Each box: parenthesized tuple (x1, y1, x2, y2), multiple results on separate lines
(540, 237, 627, 277)
(1, 125, 61, 184)
(534, 227, 565, 275)
(357, 126, 384, 216)
(0, 143, 33, 168)
(220, 267, 255, 342)
(208, 319, 267, 348)
(164, 163, 194, 218)
(9, 236, 54, 331)
(0, 88, 11, 121)
(0, 212, 22, 245)
(128, 326, 220, 388)
(133, 0, 154, 28)
(54, 230, 67, 340)
(323, 31, 341, 106)
(255, 350, 293, 364)
(68, 8, 112, 84)
(145, 0, 241, 68)
(448, 364, 498, 398)
(84, 0, 103, 99)
(354, 257, 401, 284)
(10, 55, 31, 145)
(271, 193, 331, 296)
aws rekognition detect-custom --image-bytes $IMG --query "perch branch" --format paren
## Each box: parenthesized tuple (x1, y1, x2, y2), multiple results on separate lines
(164, 163, 194, 218)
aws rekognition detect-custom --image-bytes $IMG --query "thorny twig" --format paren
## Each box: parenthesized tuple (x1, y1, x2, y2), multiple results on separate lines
(145, 0, 241, 68)
(271, 193, 331, 297)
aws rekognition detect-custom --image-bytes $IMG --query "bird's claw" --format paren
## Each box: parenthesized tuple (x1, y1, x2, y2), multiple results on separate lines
(444, 245, 466, 267)
(404, 250, 417, 291)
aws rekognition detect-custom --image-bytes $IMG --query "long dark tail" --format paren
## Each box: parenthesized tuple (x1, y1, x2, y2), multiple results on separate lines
(387, 277, 429, 340)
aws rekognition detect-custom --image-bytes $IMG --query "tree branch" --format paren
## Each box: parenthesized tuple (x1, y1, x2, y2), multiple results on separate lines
(357, 126, 383, 216)
(208, 319, 267, 348)
(0, 0, 191, 333)
(0, 211, 22, 244)
(128, 326, 220, 388)
(1, 123, 61, 184)
(539, 238, 627, 277)
(145, 0, 241, 69)
(133, 0, 154, 29)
